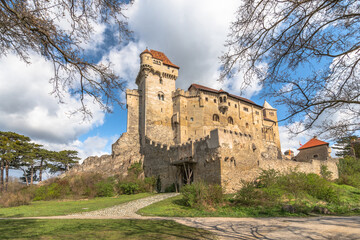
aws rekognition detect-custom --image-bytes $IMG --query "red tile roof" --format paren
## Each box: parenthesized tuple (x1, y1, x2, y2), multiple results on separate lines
(141, 49, 179, 69)
(188, 84, 261, 107)
(298, 138, 329, 150)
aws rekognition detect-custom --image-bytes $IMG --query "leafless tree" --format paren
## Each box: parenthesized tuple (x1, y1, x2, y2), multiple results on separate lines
(0, 0, 133, 116)
(221, 0, 360, 139)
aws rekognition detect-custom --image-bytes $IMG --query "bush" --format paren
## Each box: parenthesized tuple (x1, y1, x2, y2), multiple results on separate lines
(66, 172, 105, 198)
(128, 161, 143, 178)
(337, 156, 360, 188)
(95, 179, 115, 197)
(0, 191, 32, 207)
(117, 182, 140, 195)
(33, 182, 70, 201)
(235, 181, 282, 207)
(181, 182, 223, 210)
(165, 183, 178, 193)
(235, 170, 340, 210)
(320, 165, 332, 180)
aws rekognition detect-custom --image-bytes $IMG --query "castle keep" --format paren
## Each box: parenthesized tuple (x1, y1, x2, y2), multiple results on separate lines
(74, 49, 338, 193)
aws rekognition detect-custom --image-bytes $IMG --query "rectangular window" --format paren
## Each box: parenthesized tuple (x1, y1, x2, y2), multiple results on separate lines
(269, 112, 275, 116)
(243, 107, 249, 112)
(255, 111, 259, 115)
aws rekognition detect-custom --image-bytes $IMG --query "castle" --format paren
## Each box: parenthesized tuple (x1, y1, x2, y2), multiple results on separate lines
(73, 49, 338, 193)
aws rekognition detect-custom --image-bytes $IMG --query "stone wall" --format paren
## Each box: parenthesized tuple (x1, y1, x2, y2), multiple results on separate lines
(68, 132, 143, 177)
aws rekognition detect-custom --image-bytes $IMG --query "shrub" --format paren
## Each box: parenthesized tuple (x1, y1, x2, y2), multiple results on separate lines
(128, 161, 143, 178)
(165, 183, 178, 193)
(117, 182, 140, 195)
(337, 156, 360, 188)
(256, 169, 279, 188)
(235, 181, 282, 207)
(95, 179, 115, 197)
(181, 182, 223, 210)
(33, 182, 70, 201)
(66, 172, 105, 198)
(320, 165, 332, 180)
(0, 191, 32, 207)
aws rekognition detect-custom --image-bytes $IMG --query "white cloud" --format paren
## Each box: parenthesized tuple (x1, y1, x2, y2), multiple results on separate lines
(0, 53, 105, 144)
(279, 124, 313, 155)
(123, 0, 262, 98)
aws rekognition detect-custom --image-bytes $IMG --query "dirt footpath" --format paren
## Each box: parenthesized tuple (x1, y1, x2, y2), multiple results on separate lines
(175, 216, 360, 240)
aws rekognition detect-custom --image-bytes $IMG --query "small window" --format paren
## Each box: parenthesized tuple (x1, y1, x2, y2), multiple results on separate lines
(228, 102, 231, 106)
(190, 117, 194, 122)
(235, 104, 237, 108)
(223, 97, 226, 102)
(161, 95, 164, 101)
(158, 94, 161, 100)
(228, 117, 234, 125)
(255, 111, 259, 115)
(214, 99, 217, 103)
(160, 79, 163, 84)
(313, 154, 318, 158)
(213, 114, 219, 122)
(269, 112, 275, 116)
(205, 97, 208, 101)
(246, 123, 249, 128)
(219, 97, 223, 103)
(243, 107, 249, 112)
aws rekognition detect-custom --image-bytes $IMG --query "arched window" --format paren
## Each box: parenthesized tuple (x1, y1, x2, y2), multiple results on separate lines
(158, 92, 164, 101)
(213, 114, 219, 122)
(219, 97, 222, 103)
(246, 123, 249, 128)
(228, 117, 234, 125)
(159, 79, 163, 84)
(223, 96, 226, 102)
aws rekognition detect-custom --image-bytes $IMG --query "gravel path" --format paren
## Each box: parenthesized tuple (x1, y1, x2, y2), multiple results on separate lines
(68, 193, 179, 218)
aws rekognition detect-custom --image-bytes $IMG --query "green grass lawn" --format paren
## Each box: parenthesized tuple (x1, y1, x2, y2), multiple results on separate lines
(0, 219, 215, 239)
(0, 193, 153, 218)
(138, 185, 360, 218)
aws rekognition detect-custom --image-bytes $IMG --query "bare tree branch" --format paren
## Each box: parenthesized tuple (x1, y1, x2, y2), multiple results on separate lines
(221, 0, 360, 139)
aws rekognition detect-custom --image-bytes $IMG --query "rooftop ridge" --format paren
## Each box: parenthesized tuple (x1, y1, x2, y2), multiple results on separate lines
(141, 49, 179, 69)
(298, 138, 329, 150)
(188, 83, 262, 108)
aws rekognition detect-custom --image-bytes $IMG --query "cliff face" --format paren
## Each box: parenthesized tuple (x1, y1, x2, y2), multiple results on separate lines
(68, 132, 143, 177)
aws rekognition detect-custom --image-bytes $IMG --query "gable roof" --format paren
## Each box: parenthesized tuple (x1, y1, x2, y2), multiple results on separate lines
(188, 83, 262, 108)
(263, 100, 275, 109)
(141, 49, 179, 69)
(298, 138, 329, 150)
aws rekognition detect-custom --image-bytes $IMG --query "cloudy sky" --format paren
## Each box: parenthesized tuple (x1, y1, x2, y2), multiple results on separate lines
(0, 0, 316, 167)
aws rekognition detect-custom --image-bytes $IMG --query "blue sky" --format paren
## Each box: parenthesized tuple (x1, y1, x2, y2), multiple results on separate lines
(0, 0, 322, 170)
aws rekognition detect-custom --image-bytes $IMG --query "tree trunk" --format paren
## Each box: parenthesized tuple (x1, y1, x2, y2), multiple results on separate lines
(5, 162, 9, 191)
(21, 168, 29, 186)
(30, 165, 34, 185)
(39, 159, 43, 182)
(0, 159, 4, 192)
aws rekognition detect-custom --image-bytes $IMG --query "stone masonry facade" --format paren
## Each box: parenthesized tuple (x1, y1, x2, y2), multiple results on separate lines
(71, 49, 338, 193)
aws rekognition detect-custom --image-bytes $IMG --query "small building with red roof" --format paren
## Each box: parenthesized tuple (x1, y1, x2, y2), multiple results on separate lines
(293, 137, 331, 162)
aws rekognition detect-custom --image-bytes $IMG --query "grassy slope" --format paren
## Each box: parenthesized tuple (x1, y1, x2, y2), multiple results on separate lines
(0, 219, 215, 240)
(0, 193, 153, 218)
(139, 185, 360, 217)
